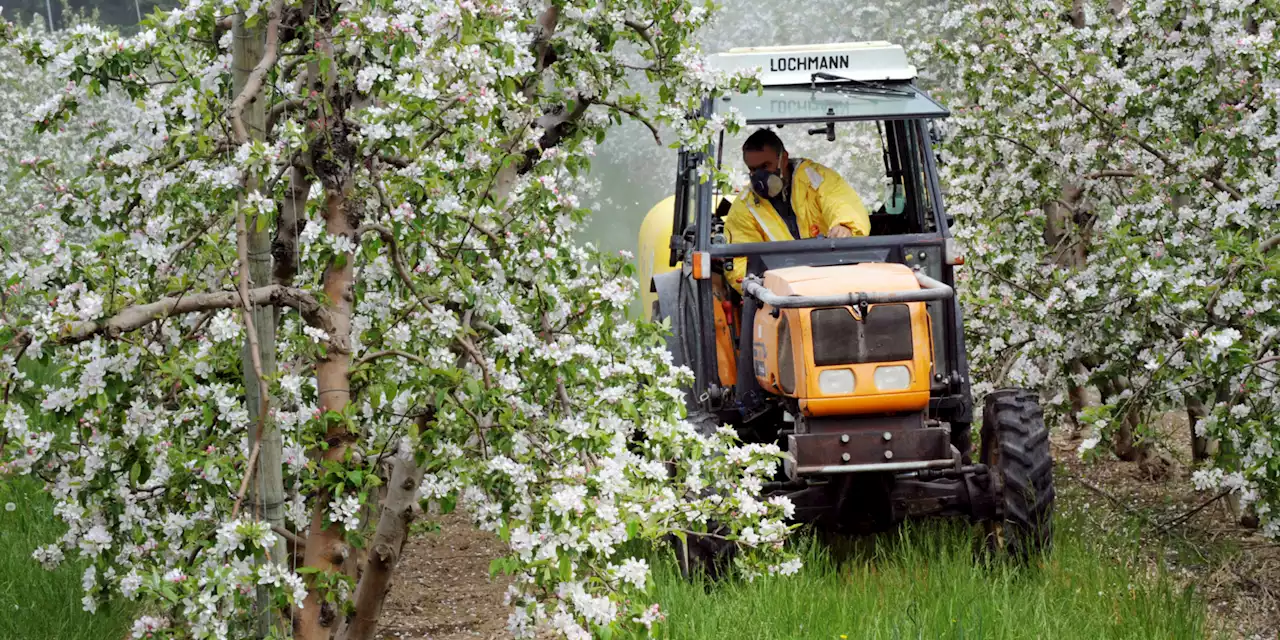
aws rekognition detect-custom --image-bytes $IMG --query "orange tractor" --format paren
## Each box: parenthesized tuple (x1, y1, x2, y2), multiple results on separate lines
(637, 42, 1055, 576)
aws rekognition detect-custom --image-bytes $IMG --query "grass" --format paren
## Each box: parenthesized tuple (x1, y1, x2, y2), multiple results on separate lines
(637, 509, 1209, 640)
(0, 474, 133, 640)
(0, 475, 1214, 640)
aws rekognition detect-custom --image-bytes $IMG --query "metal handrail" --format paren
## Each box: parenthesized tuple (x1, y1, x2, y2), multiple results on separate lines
(743, 271, 953, 308)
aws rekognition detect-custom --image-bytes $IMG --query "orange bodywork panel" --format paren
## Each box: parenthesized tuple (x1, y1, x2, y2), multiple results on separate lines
(753, 300, 785, 394)
(711, 274, 738, 387)
(750, 263, 935, 417)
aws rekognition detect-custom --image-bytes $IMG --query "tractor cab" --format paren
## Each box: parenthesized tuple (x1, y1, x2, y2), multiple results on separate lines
(638, 42, 1055, 575)
(639, 42, 971, 442)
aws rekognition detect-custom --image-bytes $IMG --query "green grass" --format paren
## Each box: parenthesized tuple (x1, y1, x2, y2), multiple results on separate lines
(638, 513, 1208, 640)
(0, 475, 133, 640)
(0, 477, 1213, 640)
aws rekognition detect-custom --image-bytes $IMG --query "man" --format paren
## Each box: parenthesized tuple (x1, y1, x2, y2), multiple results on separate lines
(723, 128, 871, 291)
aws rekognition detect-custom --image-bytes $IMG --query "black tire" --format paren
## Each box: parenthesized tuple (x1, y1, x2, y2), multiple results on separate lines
(667, 410, 739, 581)
(672, 522, 738, 582)
(651, 296, 699, 413)
(951, 421, 973, 465)
(650, 299, 684, 370)
(979, 389, 1055, 560)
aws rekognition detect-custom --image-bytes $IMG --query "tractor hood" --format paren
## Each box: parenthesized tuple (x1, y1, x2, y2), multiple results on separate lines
(760, 263, 923, 298)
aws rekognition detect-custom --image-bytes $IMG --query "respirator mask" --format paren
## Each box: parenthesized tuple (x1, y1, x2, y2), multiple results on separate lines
(750, 153, 786, 199)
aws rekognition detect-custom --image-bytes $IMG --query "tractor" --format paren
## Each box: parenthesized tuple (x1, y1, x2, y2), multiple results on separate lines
(637, 41, 1055, 577)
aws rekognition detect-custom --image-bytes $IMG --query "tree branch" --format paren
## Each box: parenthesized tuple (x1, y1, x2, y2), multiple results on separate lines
(1083, 169, 1140, 180)
(597, 100, 661, 145)
(227, 0, 286, 144)
(353, 349, 428, 369)
(356, 223, 434, 312)
(541, 312, 572, 411)
(162, 215, 229, 271)
(231, 438, 263, 518)
(378, 154, 411, 169)
(59, 285, 328, 344)
(458, 311, 492, 389)
(266, 97, 308, 134)
(623, 19, 655, 49)
(1154, 488, 1232, 534)
(230, 200, 272, 520)
(272, 524, 307, 550)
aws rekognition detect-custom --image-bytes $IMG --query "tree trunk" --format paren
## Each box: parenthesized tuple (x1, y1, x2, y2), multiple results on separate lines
(336, 442, 428, 640)
(1043, 183, 1097, 438)
(273, 165, 310, 289)
(297, 185, 357, 640)
(1065, 358, 1093, 438)
(1099, 376, 1145, 462)
(1069, 0, 1085, 28)
(232, 12, 286, 637)
(1184, 394, 1213, 462)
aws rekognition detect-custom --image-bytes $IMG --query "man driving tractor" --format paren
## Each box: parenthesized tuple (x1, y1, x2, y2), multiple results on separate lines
(724, 128, 872, 291)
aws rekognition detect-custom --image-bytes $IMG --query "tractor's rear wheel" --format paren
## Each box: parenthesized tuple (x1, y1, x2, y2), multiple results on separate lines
(979, 389, 1055, 560)
(951, 421, 973, 464)
(651, 295, 700, 413)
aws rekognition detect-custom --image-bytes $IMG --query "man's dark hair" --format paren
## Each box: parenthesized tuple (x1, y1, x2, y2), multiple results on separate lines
(742, 128, 785, 155)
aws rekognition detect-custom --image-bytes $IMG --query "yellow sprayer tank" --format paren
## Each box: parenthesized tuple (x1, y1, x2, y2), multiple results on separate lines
(636, 195, 679, 315)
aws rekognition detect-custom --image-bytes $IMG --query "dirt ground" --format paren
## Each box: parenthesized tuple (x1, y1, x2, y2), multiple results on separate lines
(375, 417, 1280, 639)
(374, 512, 511, 640)
(1051, 413, 1280, 639)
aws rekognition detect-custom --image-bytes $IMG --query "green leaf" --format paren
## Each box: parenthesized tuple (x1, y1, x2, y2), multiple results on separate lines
(439, 494, 457, 514)
(558, 553, 573, 581)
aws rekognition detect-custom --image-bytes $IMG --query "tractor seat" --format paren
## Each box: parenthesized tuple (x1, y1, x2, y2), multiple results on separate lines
(869, 207, 910, 236)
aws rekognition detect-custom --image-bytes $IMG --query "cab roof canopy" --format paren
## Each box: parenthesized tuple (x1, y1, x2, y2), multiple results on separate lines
(706, 41, 949, 125)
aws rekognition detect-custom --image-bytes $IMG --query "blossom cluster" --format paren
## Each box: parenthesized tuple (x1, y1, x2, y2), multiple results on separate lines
(929, 0, 1280, 535)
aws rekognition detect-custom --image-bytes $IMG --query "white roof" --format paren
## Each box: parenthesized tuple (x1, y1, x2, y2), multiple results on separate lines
(707, 41, 917, 86)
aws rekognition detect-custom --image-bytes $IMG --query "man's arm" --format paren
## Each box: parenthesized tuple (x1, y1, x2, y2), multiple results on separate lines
(814, 165, 871, 238)
(723, 201, 766, 293)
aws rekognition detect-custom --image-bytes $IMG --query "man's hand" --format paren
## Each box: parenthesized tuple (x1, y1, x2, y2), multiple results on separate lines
(827, 223, 853, 239)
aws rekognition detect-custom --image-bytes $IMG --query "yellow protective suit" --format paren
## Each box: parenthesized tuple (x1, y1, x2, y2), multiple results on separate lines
(723, 158, 871, 291)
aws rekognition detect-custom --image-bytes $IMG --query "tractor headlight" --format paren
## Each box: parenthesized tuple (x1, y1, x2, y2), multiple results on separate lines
(818, 369, 856, 395)
(873, 365, 912, 391)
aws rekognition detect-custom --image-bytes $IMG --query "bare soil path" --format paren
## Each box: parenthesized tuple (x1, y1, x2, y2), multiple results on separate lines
(1051, 421, 1280, 639)
(374, 512, 511, 640)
